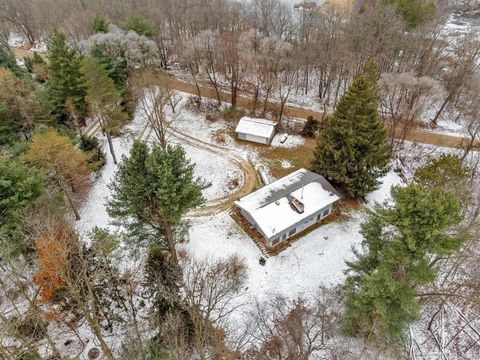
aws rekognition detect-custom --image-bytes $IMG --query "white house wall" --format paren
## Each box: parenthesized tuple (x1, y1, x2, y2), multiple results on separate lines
(267, 205, 332, 245)
(241, 205, 334, 246)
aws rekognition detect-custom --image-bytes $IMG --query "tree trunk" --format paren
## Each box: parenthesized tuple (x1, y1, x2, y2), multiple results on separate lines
(190, 69, 202, 102)
(105, 131, 118, 165)
(430, 95, 450, 128)
(164, 222, 178, 264)
(61, 182, 81, 221)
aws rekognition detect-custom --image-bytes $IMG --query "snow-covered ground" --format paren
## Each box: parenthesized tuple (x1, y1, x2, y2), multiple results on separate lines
(8, 32, 47, 53)
(76, 137, 132, 237)
(76, 93, 406, 310)
(72, 83, 474, 359)
(171, 140, 242, 199)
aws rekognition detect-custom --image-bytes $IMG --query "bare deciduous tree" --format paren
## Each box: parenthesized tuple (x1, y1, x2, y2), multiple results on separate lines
(133, 69, 183, 148)
(181, 255, 247, 360)
(380, 72, 444, 149)
(244, 288, 343, 360)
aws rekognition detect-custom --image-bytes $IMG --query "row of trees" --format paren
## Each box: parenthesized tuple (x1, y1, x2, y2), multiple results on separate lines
(3, 1, 480, 152)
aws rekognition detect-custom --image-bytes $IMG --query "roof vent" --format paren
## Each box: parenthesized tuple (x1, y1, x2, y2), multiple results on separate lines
(275, 200, 280, 205)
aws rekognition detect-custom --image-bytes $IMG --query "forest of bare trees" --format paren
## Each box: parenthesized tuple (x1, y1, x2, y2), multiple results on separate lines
(2, 0, 480, 134)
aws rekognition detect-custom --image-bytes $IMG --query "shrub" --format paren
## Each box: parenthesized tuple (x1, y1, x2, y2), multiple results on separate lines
(79, 135, 106, 171)
(15, 308, 48, 341)
(301, 116, 320, 137)
(220, 106, 245, 122)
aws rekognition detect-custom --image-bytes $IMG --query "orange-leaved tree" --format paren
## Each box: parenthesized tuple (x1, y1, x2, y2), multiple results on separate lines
(23, 129, 93, 220)
(33, 223, 76, 302)
(34, 235, 67, 302)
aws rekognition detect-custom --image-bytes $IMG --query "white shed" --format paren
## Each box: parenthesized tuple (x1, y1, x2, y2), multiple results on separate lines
(235, 117, 277, 145)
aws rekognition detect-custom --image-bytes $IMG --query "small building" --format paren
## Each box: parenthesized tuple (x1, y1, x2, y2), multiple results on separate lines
(235, 117, 277, 145)
(234, 168, 341, 246)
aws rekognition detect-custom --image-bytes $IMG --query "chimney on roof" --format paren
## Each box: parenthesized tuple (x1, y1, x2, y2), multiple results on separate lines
(287, 194, 305, 214)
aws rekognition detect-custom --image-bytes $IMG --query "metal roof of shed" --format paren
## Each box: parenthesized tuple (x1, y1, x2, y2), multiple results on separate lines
(235, 117, 277, 139)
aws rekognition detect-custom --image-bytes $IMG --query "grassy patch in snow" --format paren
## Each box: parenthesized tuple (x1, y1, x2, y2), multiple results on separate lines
(260, 137, 316, 178)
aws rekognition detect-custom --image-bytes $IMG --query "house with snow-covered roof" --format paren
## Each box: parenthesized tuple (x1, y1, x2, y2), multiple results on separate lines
(235, 117, 277, 145)
(234, 168, 342, 246)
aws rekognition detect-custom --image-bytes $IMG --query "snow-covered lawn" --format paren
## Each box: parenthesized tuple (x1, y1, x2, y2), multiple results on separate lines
(181, 170, 403, 304)
(77, 131, 404, 307)
(171, 140, 242, 200)
(77, 137, 132, 238)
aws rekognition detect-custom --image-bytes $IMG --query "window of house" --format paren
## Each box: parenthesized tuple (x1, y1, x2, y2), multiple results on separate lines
(272, 238, 280, 245)
(322, 208, 330, 217)
(317, 214, 322, 222)
(289, 228, 296, 236)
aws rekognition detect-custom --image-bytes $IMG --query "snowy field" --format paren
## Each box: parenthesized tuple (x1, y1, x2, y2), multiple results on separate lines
(76, 94, 406, 313)
(181, 170, 402, 303)
(77, 134, 404, 312)
(170, 140, 242, 200)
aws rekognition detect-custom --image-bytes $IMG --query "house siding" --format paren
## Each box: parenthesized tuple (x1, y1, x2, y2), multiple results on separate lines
(267, 205, 332, 246)
(237, 132, 269, 144)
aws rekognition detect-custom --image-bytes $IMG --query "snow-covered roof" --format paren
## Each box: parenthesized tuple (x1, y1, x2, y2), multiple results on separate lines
(235, 169, 342, 238)
(235, 117, 277, 139)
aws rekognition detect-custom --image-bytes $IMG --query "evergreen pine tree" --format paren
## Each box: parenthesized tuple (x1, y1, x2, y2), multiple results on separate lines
(92, 14, 110, 33)
(342, 183, 469, 343)
(82, 57, 126, 165)
(122, 11, 156, 38)
(0, 157, 44, 256)
(47, 31, 87, 123)
(144, 244, 183, 323)
(107, 141, 210, 262)
(382, 0, 436, 28)
(311, 63, 391, 198)
(91, 43, 128, 97)
(413, 153, 469, 197)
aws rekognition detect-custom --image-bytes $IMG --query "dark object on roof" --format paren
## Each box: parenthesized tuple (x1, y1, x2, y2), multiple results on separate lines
(249, 170, 341, 210)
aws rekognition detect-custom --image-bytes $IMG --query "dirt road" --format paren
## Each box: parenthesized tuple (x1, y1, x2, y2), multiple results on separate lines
(136, 122, 257, 217)
(156, 73, 480, 151)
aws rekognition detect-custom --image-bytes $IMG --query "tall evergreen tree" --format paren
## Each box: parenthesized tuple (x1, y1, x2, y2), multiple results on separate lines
(82, 57, 126, 165)
(413, 153, 469, 197)
(47, 31, 86, 123)
(143, 244, 184, 325)
(122, 12, 156, 38)
(311, 64, 391, 198)
(107, 141, 209, 262)
(342, 183, 469, 343)
(382, 0, 436, 28)
(91, 43, 128, 97)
